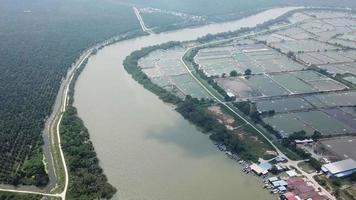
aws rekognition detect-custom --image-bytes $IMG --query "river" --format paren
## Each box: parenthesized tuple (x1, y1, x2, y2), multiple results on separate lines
(73, 7, 296, 200)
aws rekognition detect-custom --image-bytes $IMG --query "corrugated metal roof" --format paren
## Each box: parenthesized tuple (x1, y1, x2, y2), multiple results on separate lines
(322, 159, 356, 174)
(286, 169, 298, 177)
(272, 180, 288, 187)
(259, 162, 272, 171)
(250, 163, 264, 174)
(268, 177, 279, 182)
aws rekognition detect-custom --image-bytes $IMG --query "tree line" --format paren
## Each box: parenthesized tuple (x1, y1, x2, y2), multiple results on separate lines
(0, 0, 142, 186)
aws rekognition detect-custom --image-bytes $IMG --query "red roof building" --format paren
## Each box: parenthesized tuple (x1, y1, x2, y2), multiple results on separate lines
(286, 177, 327, 200)
(284, 192, 298, 200)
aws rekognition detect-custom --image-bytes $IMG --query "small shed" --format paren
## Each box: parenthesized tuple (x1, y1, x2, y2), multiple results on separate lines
(295, 139, 314, 144)
(268, 176, 279, 183)
(278, 186, 287, 192)
(272, 180, 288, 187)
(275, 156, 287, 163)
(250, 163, 268, 175)
(286, 169, 298, 177)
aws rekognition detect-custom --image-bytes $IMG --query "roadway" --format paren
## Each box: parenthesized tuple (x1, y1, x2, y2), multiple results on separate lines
(0, 7, 335, 200)
(180, 30, 336, 200)
(0, 49, 93, 200)
(133, 7, 155, 35)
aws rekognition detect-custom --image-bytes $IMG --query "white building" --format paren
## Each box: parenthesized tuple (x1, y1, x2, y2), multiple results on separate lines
(321, 159, 356, 178)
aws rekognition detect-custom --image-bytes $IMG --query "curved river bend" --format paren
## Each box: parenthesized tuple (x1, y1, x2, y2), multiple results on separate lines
(74, 7, 296, 200)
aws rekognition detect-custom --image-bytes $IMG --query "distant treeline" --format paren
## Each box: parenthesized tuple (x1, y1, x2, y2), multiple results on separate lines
(0, 0, 142, 185)
(0, 192, 41, 200)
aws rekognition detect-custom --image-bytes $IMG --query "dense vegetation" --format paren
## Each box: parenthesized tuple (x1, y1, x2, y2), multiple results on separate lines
(140, 12, 203, 33)
(288, 0, 356, 8)
(0, 192, 41, 200)
(141, 12, 186, 28)
(0, 0, 142, 185)
(128, 0, 356, 16)
(136, 0, 356, 35)
(127, 0, 356, 26)
(194, 7, 299, 44)
(56, 49, 117, 199)
(2, 0, 356, 189)
(0, 0, 294, 188)
(124, 43, 266, 162)
(60, 106, 117, 200)
(176, 97, 261, 161)
(124, 42, 183, 104)
(16, 148, 49, 186)
(126, 0, 284, 21)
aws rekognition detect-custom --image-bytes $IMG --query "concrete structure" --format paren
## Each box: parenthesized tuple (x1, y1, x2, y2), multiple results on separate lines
(286, 169, 298, 177)
(250, 163, 268, 175)
(295, 139, 313, 144)
(259, 162, 272, 171)
(321, 158, 356, 177)
(272, 180, 288, 187)
(278, 186, 287, 192)
(268, 176, 279, 182)
(226, 91, 236, 98)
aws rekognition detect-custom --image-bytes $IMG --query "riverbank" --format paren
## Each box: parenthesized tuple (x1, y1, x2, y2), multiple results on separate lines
(45, 31, 148, 198)
(73, 7, 298, 200)
(138, 6, 277, 34)
(0, 30, 148, 200)
(123, 42, 275, 163)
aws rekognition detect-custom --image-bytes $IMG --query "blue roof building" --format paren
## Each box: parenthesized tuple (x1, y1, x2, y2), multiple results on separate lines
(321, 159, 356, 178)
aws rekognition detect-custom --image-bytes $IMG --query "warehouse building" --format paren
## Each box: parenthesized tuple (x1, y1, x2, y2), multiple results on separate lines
(321, 158, 356, 177)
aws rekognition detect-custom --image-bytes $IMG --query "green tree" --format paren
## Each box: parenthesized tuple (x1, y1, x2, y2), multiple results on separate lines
(230, 70, 238, 77)
(245, 68, 252, 75)
(287, 51, 296, 60)
(309, 158, 322, 171)
(289, 131, 307, 140)
(270, 165, 279, 174)
(350, 171, 356, 182)
(312, 131, 322, 140)
(331, 177, 341, 187)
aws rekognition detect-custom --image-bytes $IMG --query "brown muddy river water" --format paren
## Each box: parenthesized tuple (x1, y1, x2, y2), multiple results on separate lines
(74, 7, 296, 200)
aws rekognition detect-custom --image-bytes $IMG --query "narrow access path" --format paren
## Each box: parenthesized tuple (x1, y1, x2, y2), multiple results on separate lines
(0, 188, 59, 198)
(54, 50, 93, 200)
(0, 50, 93, 200)
(133, 7, 155, 35)
(180, 25, 336, 200)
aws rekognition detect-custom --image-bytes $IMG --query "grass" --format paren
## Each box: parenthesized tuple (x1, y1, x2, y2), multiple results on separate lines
(182, 48, 226, 100)
(49, 111, 66, 194)
(182, 46, 281, 161)
(0, 192, 42, 200)
(344, 186, 356, 200)
(298, 161, 316, 174)
(219, 104, 246, 126)
(209, 104, 276, 161)
(182, 42, 305, 161)
(315, 174, 356, 200)
(238, 125, 277, 160)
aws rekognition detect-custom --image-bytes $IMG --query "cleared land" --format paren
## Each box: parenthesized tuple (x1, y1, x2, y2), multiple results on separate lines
(320, 137, 356, 160)
(194, 9, 356, 138)
(139, 47, 210, 99)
